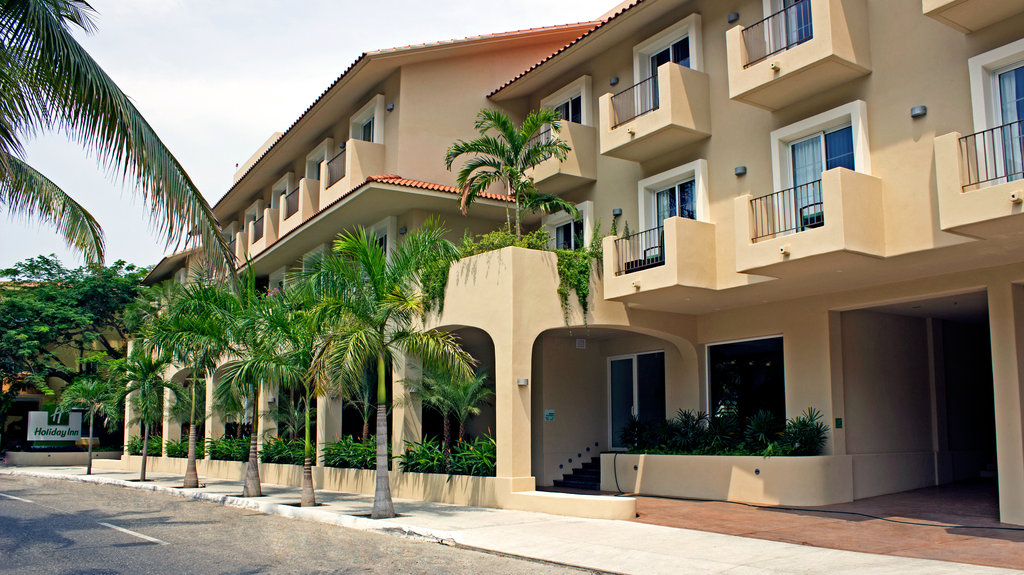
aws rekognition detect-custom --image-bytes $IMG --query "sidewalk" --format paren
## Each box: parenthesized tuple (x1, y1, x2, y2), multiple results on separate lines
(1, 465, 1018, 575)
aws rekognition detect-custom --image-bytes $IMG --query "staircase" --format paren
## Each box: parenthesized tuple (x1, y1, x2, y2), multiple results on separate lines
(552, 456, 601, 491)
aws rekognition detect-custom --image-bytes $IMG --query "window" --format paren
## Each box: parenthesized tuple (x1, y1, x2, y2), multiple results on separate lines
(540, 76, 592, 127)
(543, 201, 593, 250)
(638, 159, 708, 231)
(969, 41, 1024, 186)
(609, 351, 665, 450)
(632, 13, 703, 82)
(350, 94, 385, 144)
(770, 100, 870, 192)
(360, 117, 374, 142)
(707, 337, 785, 422)
(369, 216, 397, 257)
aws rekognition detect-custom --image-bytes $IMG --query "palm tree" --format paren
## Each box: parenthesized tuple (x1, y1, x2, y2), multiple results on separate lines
(111, 350, 179, 482)
(55, 376, 119, 475)
(299, 219, 473, 519)
(420, 368, 493, 450)
(147, 279, 232, 488)
(444, 108, 577, 236)
(0, 0, 231, 269)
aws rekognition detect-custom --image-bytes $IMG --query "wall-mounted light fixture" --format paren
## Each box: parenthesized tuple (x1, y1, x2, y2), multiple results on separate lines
(910, 105, 927, 119)
(735, 166, 748, 176)
(612, 208, 623, 217)
(386, 103, 395, 112)
(517, 378, 529, 387)
(727, 12, 740, 23)
(609, 76, 619, 86)
(398, 226, 408, 235)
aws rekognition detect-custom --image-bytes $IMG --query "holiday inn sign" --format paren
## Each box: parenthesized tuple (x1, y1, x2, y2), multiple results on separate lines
(27, 410, 82, 441)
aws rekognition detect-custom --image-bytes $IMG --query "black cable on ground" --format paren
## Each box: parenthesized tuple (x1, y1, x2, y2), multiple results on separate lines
(633, 493, 1024, 532)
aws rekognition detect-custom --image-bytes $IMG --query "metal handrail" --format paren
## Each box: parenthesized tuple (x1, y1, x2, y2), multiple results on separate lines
(326, 149, 346, 188)
(614, 225, 665, 275)
(750, 180, 823, 242)
(611, 74, 658, 128)
(959, 119, 1024, 191)
(742, 0, 813, 68)
(252, 215, 264, 242)
(284, 186, 299, 219)
(529, 128, 553, 161)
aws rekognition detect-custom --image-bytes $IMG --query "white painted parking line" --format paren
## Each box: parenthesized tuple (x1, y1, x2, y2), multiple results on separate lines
(0, 492, 33, 503)
(97, 522, 167, 545)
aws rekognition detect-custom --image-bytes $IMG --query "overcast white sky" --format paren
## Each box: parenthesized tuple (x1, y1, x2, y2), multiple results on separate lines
(0, 0, 610, 270)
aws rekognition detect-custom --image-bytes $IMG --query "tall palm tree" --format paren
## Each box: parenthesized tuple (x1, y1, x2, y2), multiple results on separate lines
(55, 376, 119, 475)
(444, 108, 576, 236)
(420, 368, 493, 449)
(0, 0, 231, 269)
(111, 350, 178, 482)
(299, 219, 473, 519)
(147, 279, 232, 488)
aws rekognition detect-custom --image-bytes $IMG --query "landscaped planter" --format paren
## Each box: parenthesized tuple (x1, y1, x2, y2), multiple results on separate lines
(5, 450, 122, 466)
(602, 452, 854, 506)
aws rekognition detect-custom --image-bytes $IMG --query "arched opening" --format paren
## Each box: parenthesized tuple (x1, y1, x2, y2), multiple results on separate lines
(420, 326, 497, 446)
(530, 326, 698, 490)
(170, 368, 205, 444)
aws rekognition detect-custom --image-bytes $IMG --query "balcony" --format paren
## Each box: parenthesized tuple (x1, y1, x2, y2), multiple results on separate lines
(923, 0, 1024, 33)
(598, 62, 710, 162)
(321, 138, 386, 206)
(733, 168, 884, 273)
(278, 178, 320, 237)
(602, 217, 717, 300)
(725, 0, 871, 111)
(934, 127, 1024, 238)
(247, 206, 279, 259)
(525, 122, 597, 194)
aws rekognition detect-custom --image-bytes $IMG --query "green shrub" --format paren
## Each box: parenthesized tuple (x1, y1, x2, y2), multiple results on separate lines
(165, 437, 205, 459)
(396, 435, 496, 477)
(744, 410, 783, 451)
(321, 435, 378, 470)
(259, 437, 306, 465)
(664, 409, 709, 453)
(126, 435, 162, 456)
(780, 407, 830, 456)
(207, 436, 250, 461)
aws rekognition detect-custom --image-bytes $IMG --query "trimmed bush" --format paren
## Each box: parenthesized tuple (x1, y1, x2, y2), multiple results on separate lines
(165, 438, 205, 459)
(396, 435, 496, 477)
(259, 438, 305, 465)
(321, 435, 378, 470)
(207, 436, 250, 461)
(126, 435, 162, 456)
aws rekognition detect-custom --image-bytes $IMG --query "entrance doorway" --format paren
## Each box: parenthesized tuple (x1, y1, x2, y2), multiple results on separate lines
(608, 351, 665, 450)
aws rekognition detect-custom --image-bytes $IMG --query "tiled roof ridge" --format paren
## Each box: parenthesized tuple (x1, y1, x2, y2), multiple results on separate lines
(488, 0, 646, 98)
(213, 21, 598, 212)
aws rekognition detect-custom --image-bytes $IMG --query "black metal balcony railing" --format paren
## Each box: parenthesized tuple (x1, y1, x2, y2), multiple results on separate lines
(528, 128, 553, 161)
(326, 149, 346, 188)
(611, 75, 658, 128)
(750, 180, 824, 242)
(228, 237, 236, 257)
(284, 186, 299, 219)
(959, 119, 1024, 191)
(252, 215, 264, 242)
(742, 0, 813, 68)
(615, 226, 665, 275)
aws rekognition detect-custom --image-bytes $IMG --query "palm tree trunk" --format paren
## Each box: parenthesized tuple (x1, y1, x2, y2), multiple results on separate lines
(458, 419, 465, 443)
(371, 353, 394, 519)
(242, 385, 262, 497)
(86, 413, 94, 476)
(361, 418, 370, 441)
(442, 416, 451, 453)
(184, 382, 199, 488)
(140, 422, 149, 482)
(301, 394, 316, 507)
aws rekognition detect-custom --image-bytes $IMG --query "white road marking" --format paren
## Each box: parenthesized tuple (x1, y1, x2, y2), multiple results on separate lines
(97, 522, 168, 545)
(0, 492, 33, 503)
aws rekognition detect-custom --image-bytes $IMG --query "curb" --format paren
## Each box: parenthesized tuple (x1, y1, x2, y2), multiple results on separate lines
(0, 468, 461, 546)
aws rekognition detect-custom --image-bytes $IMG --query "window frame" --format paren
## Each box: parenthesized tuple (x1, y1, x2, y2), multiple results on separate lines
(304, 138, 334, 181)
(542, 201, 593, 250)
(632, 13, 703, 83)
(969, 38, 1024, 131)
(350, 94, 386, 144)
(769, 100, 870, 192)
(540, 76, 593, 127)
(637, 159, 709, 231)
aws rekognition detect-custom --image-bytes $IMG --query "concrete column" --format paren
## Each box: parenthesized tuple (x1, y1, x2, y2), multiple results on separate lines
(391, 355, 422, 460)
(316, 394, 343, 465)
(256, 381, 277, 449)
(162, 387, 180, 449)
(124, 390, 140, 448)
(204, 372, 223, 459)
(494, 341, 533, 479)
(987, 282, 1024, 526)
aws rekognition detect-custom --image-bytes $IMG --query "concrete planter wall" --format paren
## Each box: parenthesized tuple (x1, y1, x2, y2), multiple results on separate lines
(5, 451, 122, 466)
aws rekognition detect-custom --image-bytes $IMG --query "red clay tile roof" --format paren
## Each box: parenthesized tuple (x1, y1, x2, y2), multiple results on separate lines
(488, 0, 646, 98)
(214, 22, 597, 213)
(366, 175, 511, 202)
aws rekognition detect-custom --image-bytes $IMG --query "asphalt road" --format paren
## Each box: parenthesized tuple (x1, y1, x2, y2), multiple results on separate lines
(0, 475, 590, 575)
